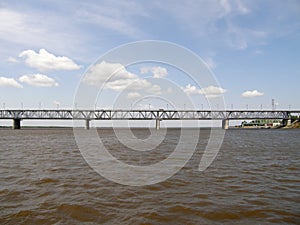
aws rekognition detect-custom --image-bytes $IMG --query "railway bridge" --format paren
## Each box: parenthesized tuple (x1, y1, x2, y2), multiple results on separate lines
(1, 109, 299, 130)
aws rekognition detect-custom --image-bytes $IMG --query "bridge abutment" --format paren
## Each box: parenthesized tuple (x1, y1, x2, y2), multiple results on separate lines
(222, 119, 229, 130)
(13, 119, 21, 129)
(283, 118, 292, 126)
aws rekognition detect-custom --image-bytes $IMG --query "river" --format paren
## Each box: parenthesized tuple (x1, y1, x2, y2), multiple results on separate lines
(0, 128, 299, 224)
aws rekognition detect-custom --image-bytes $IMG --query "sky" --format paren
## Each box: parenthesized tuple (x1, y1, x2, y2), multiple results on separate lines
(0, 0, 300, 119)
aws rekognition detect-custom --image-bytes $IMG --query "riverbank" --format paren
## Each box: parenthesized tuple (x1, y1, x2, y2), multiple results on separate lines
(283, 120, 300, 129)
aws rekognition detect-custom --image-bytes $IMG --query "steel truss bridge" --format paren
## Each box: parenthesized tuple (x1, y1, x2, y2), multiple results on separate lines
(0, 109, 299, 129)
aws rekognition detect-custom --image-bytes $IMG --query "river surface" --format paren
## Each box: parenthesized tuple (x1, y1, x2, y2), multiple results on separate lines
(0, 128, 299, 224)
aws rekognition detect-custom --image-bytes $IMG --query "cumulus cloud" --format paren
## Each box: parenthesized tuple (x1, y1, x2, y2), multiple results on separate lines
(83, 61, 161, 94)
(140, 66, 168, 78)
(19, 49, 81, 72)
(127, 92, 141, 99)
(182, 84, 227, 98)
(183, 84, 201, 95)
(19, 74, 59, 87)
(0, 77, 23, 88)
(241, 90, 264, 98)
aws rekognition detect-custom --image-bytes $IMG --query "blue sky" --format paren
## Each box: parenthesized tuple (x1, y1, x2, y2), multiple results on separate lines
(0, 0, 300, 113)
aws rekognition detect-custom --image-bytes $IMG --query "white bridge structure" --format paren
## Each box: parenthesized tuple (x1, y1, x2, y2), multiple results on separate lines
(0, 109, 299, 130)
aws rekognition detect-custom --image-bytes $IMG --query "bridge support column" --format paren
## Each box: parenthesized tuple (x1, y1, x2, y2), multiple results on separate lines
(13, 119, 21, 129)
(283, 118, 291, 126)
(156, 119, 160, 130)
(85, 119, 90, 130)
(222, 119, 229, 130)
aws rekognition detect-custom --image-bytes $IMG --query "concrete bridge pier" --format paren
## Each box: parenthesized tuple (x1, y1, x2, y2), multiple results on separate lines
(13, 119, 21, 129)
(222, 119, 229, 130)
(283, 118, 292, 126)
(85, 119, 90, 130)
(156, 119, 161, 130)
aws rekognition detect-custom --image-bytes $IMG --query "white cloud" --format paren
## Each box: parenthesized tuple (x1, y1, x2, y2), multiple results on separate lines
(127, 92, 141, 99)
(157, 0, 250, 33)
(7, 56, 18, 63)
(19, 74, 59, 87)
(0, 8, 34, 45)
(0, 77, 23, 88)
(0, 8, 85, 57)
(182, 84, 227, 98)
(220, 0, 250, 15)
(84, 61, 136, 85)
(76, 2, 146, 38)
(235, 0, 251, 14)
(19, 49, 81, 72)
(241, 90, 264, 98)
(83, 61, 161, 94)
(140, 66, 168, 78)
(154, 0, 267, 51)
(199, 86, 227, 98)
(182, 84, 201, 95)
(226, 24, 267, 50)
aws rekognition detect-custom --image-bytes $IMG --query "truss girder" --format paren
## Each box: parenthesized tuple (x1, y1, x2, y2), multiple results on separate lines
(0, 110, 296, 120)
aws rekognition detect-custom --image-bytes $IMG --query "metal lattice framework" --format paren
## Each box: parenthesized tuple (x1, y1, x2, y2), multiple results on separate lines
(0, 109, 299, 120)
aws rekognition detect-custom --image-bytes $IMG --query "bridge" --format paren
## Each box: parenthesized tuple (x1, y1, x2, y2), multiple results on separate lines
(1, 109, 299, 130)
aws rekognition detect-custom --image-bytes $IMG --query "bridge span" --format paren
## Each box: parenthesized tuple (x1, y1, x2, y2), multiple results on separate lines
(1, 109, 299, 130)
